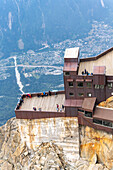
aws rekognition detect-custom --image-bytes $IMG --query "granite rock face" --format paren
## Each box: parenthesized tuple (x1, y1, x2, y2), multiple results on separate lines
(0, 117, 79, 169)
(80, 125, 113, 169)
(0, 117, 110, 169)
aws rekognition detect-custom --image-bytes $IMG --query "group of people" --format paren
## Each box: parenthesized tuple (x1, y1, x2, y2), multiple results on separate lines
(16, 96, 24, 110)
(56, 104, 64, 112)
(26, 94, 32, 98)
(37, 90, 52, 98)
(82, 69, 93, 76)
(31, 91, 64, 112)
(33, 107, 41, 111)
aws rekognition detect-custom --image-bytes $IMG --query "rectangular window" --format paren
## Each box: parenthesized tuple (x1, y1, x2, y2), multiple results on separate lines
(78, 109, 84, 113)
(78, 93, 84, 97)
(69, 82, 73, 87)
(87, 93, 92, 97)
(77, 82, 83, 88)
(103, 120, 112, 127)
(85, 111, 92, 117)
(93, 119, 113, 128)
(69, 92, 74, 96)
(95, 85, 100, 89)
(100, 85, 104, 89)
(87, 82, 92, 88)
(108, 83, 112, 89)
(64, 72, 70, 76)
(93, 119, 102, 125)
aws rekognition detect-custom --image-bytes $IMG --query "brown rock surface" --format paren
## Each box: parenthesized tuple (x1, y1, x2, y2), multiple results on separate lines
(80, 125, 113, 169)
(0, 117, 79, 169)
(98, 96, 113, 108)
(1, 161, 13, 170)
(0, 117, 110, 169)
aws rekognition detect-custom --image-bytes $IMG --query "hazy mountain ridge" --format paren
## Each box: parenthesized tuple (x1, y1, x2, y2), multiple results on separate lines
(0, 0, 111, 58)
(0, 0, 113, 125)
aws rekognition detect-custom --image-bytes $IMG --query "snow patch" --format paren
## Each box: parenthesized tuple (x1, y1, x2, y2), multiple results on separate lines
(13, 56, 24, 94)
(27, 50, 35, 55)
(56, 84, 64, 88)
(39, 42, 50, 50)
(26, 84, 30, 87)
(8, 12, 12, 30)
(14, 0, 22, 35)
(18, 39, 24, 50)
(0, 96, 4, 98)
(100, 0, 105, 8)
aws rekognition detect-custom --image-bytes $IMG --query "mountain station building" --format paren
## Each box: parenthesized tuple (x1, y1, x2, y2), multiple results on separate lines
(15, 47, 113, 134)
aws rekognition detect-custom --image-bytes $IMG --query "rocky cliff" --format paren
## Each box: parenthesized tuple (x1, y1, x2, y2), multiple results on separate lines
(80, 125, 113, 170)
(0, 117, 111, 170)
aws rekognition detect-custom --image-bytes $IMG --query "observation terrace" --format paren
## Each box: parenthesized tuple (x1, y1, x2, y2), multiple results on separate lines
(15, 91, 65, 119)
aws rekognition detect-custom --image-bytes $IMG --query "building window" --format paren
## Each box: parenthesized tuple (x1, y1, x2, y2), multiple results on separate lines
(69, 82, 73, 87)
(95, 85, 104, 89)
(87, 93, 92, 97)
(77, 82, 83, 88)
(64, 72, 70, 76)
(69, 92, 74, 96)
(93, 119, 102, 125)
(78, 109, 84, 113)
(93, 119, 113, 128)
(87, 82, 92, 88)
(78, 93, 84, 97)
(108, 83, 112, 89)
(100, 85, 104, 89)
(85, 111, 92, 117)
(95, 85, 100, 89)
(103, 120, 112, 127)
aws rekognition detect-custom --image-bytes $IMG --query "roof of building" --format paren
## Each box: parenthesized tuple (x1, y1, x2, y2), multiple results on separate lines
(80, 47, 113, 62)
(64, 99, 83, 107)
(93, 66, 106, 75)
(64, 47, 79, 59)
(94, 106, 113, 122)
(78, 47, 113, 75)
(82, 97, 96, 112)
(19, 93, 65, 112)
(63, 62, 78, 72)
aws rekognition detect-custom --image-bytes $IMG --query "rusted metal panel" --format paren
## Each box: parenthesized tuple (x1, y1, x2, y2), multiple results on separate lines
(93, 66, 106, 75)
(85, 79, 92, 82)
(78, 112, 93, 125)
(93, 107, 113, 122)
(67, 79, 73, 82)
(15, 110, 65, 119)
(76, 79, 84, 82)
(93, 75, 106, 85)
(64, 74, 108, 103)
(65, 107, 78, 117)
(82, 97, 96, 112)
(64, 58, 78, 62)
(63, 62, 78, 72)
(93, 75, 98, 84)
(64, 99, 83, 107)
(78, 111, 113, 134)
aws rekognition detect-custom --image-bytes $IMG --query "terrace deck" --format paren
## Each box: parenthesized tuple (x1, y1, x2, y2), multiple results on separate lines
(19, 93, 65, 112)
